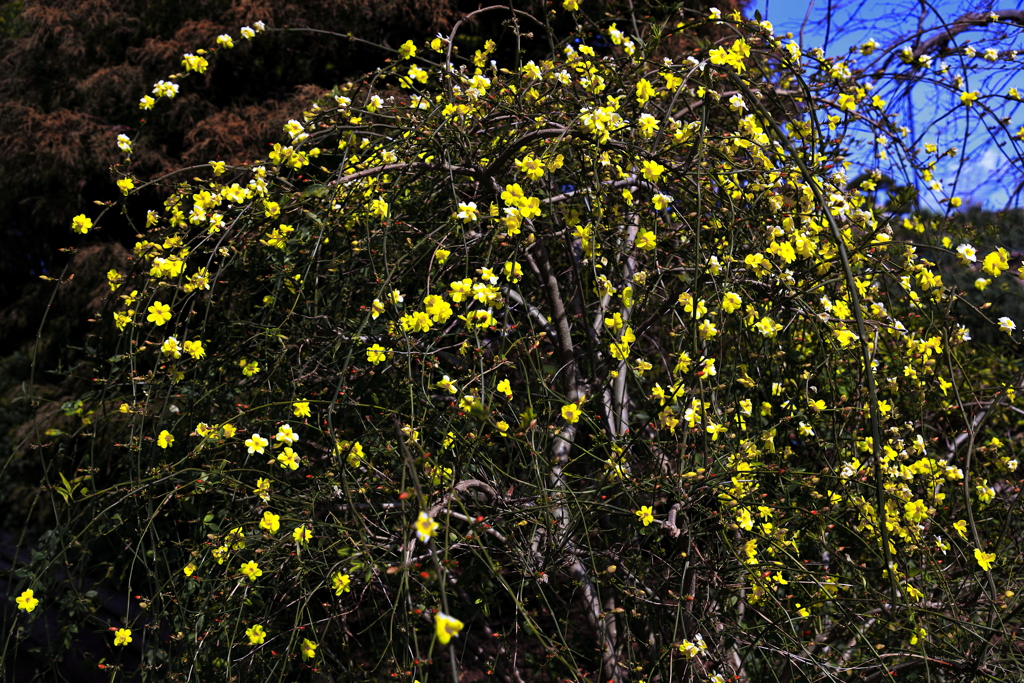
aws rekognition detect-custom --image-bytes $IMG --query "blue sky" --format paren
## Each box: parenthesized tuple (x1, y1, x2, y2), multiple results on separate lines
(743, 0, 1024, 210)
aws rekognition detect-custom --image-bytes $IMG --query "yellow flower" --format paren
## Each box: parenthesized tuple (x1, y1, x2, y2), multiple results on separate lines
(457, 202, 480, 222)
(147, 301, 172, 326)
(161, 336, 181, 358)
(71, 214, 93, 234)
(335, 440, 365, 467)
(515, 154, 546, 180)
(246, 624, 266, 644)
(503, 261, 523, 283)
(635, 228, 657, 251)
(293, 401, 311, 418)
(183, 340, 205, 359)
(253, 477, 271, 502)
(259, 511, 281, 534)
(367, 343, 390, 364)
(437, 375, 458, 394)
(834, 328, 858, 347)
(152, 80, 179, 98)
(735, 508, 753, 530)
(640, 159, 666, 182)
(975, 547, 996, 571)
(157, 430, 174, 449)
(982, 247, 1009, 277)
(561, 403, 582, 423)
(16, 588, 39, 612)
(636, 505, 654, 526)
(370, 197, 389, 218)
(181, 53, 209, 73)
(953, 519, 968, 540)
(292, 524, 312, 545)
(332, 572, 352, 595)
(274, 424, 298, 446)
(277, 447, 300, 470)
(563, 0, 579, 10)
(678, 633, 707, 658)
(114, 627, 132, 646)
(300, 638, 318, 660)
(754, 316, 782, 337)
(652, 193, 673, 210)
(240, 560, 263, 582)
(117, 178, 135, 195)
(245, 433, 269, 455)
(635, 78, 655, 105)
(415, 511, 438, 543)
(183, 563, 197, 577)
(398, 39, 417, 59)
(435, 611, 464, 644)
(959, 90, 979, 106)
(497, 379, 512, 398)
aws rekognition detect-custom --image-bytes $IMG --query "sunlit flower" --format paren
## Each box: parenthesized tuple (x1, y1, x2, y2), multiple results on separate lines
(182, 53, 209, 73)
(636, 505, 654, 526)
(71, 214, 94, 234)
(16, 589, 38, 612)
(275, 424, 298, 446)
(259, 511, 281, 534)
(161, 336, 181, 359)
(245, 433, 269, 455)
(975, 547, 996, 571)
(277, 447, 300, 470)
(332, 572, 352, 595)
(246, 624, 266, 644)
(435, 611, 464, 644)
(240, 560, 263, 582)
(367, 344, 390, 364)
(457, 202, 480, 222)
(292, 525, 312, 545)
(415, 511, 438, 543)
(640, 159, 666, 182)
(147, 302, 171, 326)
(114, 627, 132, 646)
(183, 339, 204, 360)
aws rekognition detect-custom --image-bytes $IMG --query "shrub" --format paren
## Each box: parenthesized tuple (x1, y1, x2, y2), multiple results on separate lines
(9, 4, 1024, 682)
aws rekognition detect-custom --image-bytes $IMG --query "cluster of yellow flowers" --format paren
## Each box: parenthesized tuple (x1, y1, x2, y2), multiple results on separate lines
(55, 3, 1024, 679)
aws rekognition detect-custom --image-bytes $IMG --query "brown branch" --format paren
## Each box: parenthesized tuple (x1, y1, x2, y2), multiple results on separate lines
(327, 161, 481, 186)
(913, 10, 1024, 59)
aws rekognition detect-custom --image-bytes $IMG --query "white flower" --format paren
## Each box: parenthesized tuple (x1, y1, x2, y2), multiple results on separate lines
(956, 243, 977, 263)
(728, 94, 746, 111)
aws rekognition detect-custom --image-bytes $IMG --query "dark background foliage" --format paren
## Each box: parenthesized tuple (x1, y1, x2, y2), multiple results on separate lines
(0, 0, 746, 309)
